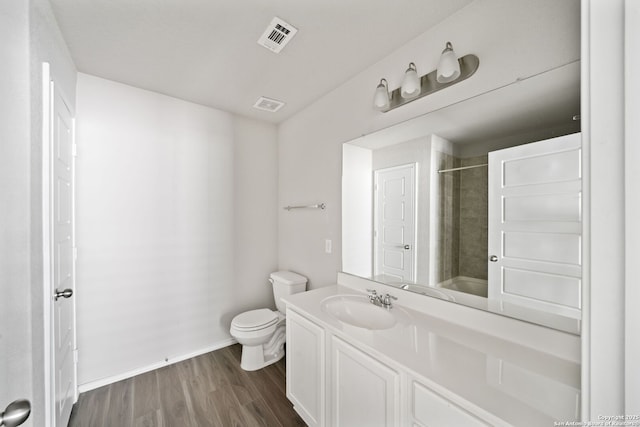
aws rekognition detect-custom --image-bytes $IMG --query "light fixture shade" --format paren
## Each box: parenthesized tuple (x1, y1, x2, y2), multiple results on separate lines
(437, 42, 461, 83)
(400, 63, 420, 99)
(373, 78, 390, 110)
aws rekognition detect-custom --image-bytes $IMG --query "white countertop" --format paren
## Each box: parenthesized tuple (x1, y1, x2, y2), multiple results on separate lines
(283, 284, 581, 426)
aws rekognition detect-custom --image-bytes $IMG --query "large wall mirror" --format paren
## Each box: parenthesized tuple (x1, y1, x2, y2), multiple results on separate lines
(342, 61, 582, 335)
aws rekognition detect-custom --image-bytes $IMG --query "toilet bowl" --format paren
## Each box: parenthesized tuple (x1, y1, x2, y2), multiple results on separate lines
(230, 271, 307, 371)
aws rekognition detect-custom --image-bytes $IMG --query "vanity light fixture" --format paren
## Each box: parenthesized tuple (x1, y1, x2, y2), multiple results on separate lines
(373, 78, 391, 110)
(373, 42, 479, 113)
(401, 63, 420, 99)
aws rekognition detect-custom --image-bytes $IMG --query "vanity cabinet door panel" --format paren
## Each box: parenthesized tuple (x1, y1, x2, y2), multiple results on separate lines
(331, 336, 400, 427)
(286, 309, 325, 427)
(411, 380, 489, 427)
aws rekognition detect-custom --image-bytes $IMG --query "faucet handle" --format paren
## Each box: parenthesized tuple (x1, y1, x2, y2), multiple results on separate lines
(382, 293, 397, 308)
(366, 288, 377, 295)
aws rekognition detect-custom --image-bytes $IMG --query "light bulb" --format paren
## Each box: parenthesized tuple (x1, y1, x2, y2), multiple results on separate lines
(400, 63, 420, 99)
(437, 42, 461, 84)
(373, 78, 390, 110)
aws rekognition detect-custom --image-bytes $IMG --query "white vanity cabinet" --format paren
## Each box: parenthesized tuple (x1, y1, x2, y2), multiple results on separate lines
(286, 306, 497, 427)
(284, 283, 580, 426)
(286, 309, 325, 427)
(330, 336, 401, 426)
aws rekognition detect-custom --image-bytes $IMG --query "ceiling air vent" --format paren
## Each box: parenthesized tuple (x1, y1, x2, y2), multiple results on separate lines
(257, 17, 298, 53)
(253, 96, 285, 113)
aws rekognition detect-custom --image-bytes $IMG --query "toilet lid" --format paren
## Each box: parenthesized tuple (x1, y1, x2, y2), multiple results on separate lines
(232, 309, 278, 330)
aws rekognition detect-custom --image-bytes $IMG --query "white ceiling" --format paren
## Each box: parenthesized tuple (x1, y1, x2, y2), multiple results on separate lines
(50, 0, 473, 123)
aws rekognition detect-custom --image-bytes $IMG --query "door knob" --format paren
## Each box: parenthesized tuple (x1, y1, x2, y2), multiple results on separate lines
(392, 245, 411, 250)
(54, 288, 73, 301)
(489, 255, 498, 262)
(0, 399, 30, 427)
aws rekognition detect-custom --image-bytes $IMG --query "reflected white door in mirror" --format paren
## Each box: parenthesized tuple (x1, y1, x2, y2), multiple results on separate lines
(488, 134, 582, 322)
(374, 164, 416, 282)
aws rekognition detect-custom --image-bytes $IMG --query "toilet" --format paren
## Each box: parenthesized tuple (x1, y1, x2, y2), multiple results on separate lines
(230, 270, 307, 371)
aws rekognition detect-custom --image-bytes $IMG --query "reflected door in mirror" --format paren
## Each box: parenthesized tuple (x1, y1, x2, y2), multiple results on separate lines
(488, 133, 582, 318)
(374, 164, 416, 282)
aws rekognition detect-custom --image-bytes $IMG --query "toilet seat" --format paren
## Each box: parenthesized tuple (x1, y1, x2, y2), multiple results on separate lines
(231, 309, 278, 331)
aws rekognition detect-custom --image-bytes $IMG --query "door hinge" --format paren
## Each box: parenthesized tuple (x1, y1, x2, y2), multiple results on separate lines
(73, 349, 78, 364)
(72, 143, 78, 157)
(73, 247, 78, 261)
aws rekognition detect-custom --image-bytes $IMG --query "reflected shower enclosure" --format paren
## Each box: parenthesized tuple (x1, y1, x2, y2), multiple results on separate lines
(433, 149, 488, 298)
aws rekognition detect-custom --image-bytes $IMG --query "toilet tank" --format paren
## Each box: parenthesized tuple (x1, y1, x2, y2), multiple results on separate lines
(270, 271, 307, 314)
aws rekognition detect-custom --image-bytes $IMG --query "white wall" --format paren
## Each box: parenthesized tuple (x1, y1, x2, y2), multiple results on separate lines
(342, 144, 372, 277)
(75, 74, 278, 387)
(625, 0, 640, 413)
(0, 1, 34, 425)
(581, 0, 626, 418)
(278, 0, 580, 289)
(428, 134, 456, 285)
(232, 116, 279, 314)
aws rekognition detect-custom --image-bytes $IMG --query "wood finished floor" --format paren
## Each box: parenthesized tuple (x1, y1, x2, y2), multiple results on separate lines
(67, 344, 306, 427)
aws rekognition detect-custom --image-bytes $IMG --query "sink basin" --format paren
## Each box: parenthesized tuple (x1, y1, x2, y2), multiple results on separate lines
(320, 294, 397, 330)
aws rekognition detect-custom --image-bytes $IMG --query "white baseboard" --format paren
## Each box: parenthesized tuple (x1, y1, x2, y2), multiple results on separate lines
(77, 338, 237, 393)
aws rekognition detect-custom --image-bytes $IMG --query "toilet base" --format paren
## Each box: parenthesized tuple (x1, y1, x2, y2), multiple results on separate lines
(240, 343, 285, 371)
(230, 312, 288, 371)
(238, 322, 286, 371)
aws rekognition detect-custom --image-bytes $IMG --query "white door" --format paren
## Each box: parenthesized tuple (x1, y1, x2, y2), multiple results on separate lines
(50, 79, 77, 427)
(487, 133, 582, 317)
(374, 164, 416, 282)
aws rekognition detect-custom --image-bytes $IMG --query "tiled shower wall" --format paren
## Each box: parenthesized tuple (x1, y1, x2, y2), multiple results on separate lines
(458, 155, 488, 280)
(435, 153, 488, 283)
(436, 152, 460, 283)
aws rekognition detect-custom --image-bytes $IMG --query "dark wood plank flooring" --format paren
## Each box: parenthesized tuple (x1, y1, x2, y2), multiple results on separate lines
(68, 344, 306, 427)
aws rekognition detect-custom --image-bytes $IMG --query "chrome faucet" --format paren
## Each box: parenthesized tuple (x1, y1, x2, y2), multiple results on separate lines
(366, 289, 397, 309)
